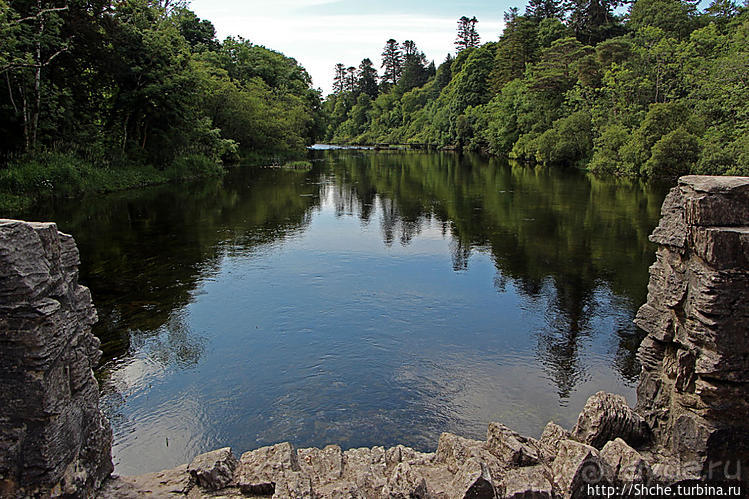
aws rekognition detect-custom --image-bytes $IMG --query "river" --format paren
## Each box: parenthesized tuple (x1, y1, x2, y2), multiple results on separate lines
(9, 149, 671, 475)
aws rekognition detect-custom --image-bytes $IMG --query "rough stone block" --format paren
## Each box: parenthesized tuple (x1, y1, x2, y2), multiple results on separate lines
(486, 423, 540, 467)
(188, 447, 237, 490)
(551, 440, 613, 499)
(572, 392, 649, 449)
(499, 465, 553, 499)
(600, 438, 651, 484)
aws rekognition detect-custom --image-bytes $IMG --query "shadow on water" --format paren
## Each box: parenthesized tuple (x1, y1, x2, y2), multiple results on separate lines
(6, 150, 671, 474)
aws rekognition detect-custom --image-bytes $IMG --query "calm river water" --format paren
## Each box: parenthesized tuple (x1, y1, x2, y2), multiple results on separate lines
(11, 150, 671, 475)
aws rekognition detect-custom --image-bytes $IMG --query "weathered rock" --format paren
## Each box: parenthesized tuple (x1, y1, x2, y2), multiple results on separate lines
(538, 422, 571, 462)
(435, 432, 504, 478)
(188, 447, 237, 490)
(234, 442, 301, 496)
(100, 465, 193, 497)
(381, 462, 430, 498)
(0, 220, 113, 498)
(634, 176, 749, 481)
(571, 392, 649, 449)
(341, 446, 388, 497)
(600, 438, 651, 484)
(499, 465, 553, 499)
(486, 423, 540, 467)
(298, 444, 344, 488)
(551, 440, 613, 499)
(448, 458, 497, 499)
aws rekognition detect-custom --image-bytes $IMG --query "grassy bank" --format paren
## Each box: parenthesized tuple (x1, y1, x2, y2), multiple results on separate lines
(0, 152, 224, 213)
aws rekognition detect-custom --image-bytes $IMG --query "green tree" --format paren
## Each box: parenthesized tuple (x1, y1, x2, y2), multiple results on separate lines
(491, 14, 539, 91)
(333, 63, 345, 94)
(629, 0, 696, 40)
(526, 0, 564, 19)
(398, 40, 429, 93)
(380, 38, 402, 88)
(455, 16, 480, 52)
(357, 58, 378, 99)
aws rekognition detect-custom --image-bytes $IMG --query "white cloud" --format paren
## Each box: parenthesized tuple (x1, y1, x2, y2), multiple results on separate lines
(190, 1, 504, 94)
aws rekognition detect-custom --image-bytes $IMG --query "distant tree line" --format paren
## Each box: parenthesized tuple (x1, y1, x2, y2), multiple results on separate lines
(324, 0, 748, 177)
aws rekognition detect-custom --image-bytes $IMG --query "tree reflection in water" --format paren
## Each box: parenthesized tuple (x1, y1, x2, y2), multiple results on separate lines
(10, 150, 670, 472)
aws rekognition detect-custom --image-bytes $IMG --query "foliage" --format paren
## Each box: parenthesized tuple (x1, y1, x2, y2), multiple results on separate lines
(0, 0, 322, 199)
(323, 5, 749, 177)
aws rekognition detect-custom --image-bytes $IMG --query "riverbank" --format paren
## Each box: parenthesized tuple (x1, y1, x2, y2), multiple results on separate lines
(0, 152, 224, 212)
(0, 150, 314, 213)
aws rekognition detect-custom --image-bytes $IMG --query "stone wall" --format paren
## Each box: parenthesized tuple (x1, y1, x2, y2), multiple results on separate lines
(634, 176, 749, 480)
(0, 220, 113, 497)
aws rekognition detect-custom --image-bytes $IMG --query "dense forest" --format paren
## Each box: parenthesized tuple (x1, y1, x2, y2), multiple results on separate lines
(324, 1, 749, 176)
(0, 0, 322, 206)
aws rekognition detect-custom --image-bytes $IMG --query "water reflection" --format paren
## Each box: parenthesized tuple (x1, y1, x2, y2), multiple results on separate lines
(8, 151, 670, 474)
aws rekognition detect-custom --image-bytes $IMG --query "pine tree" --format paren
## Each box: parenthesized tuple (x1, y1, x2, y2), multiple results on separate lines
(380, 38, 402, 87)
(455, 16, 480, 52)
(399, 40, 429, 92)
(490, 13, 540, 91)
(357, 58, 379, 99)
(526, 0, 564, 19)
(566, 0, 623, 44)
(333, 63, 346, 94)
(345, 66, 357, 93)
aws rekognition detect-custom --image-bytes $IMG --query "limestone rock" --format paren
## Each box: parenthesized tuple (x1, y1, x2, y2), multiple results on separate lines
(600, 438, 651, 484)
(341, 446, 388, 497)
(234, 442, 301, 496)
(486, 423, 540, 467)
(499, 465, 553, 499)
(100, 465, 193, 497)
(0, 220, 113, 498)
(551, 440, 613, 499)
(188, 447, 238, 491)
(435, 432, 504, 478)
(381, 462, 430, 498)
(634, 176, 749, 480)
(448, 458, 497, 499)
(298, 444, 344, 488)
(538, 422, 571, 462)
(571, 392, 649, 449)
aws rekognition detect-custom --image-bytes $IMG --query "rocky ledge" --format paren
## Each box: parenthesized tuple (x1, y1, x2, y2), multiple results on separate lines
(0, 220, 113, 498)
(100, 393, 653, 498)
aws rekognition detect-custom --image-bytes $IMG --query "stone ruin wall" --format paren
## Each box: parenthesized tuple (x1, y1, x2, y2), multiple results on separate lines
(0, 175, 747, 498)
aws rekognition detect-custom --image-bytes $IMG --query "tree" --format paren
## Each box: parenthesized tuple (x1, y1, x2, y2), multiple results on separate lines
(455, 16, 480, 52)
(430, 54, 453, 98)
(380, 38, 402, 87)
(491, 14, 539, 90)
(567, 0, 624, 44)
(333, 63, 345, 93)
(357, 58, 378, 99)
(345, 66, 357, 93)
(628, 0, 696, 40)
(705, 0, 740, 19)
(527, 37, 592, 94)
(174, 8, 218, 52)
(399, 40, 429, 92)
(2, 0, 71, 151)
(526, 0, 564, 19)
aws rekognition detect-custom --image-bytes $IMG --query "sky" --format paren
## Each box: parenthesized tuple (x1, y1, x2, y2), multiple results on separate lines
(190, 0, 510, 95)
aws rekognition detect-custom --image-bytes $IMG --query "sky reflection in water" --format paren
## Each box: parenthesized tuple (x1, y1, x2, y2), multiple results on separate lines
(15, 151, 670, 475)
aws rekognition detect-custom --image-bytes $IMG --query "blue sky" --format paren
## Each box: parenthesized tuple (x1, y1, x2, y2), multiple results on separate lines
(190, 0, 511, 94)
